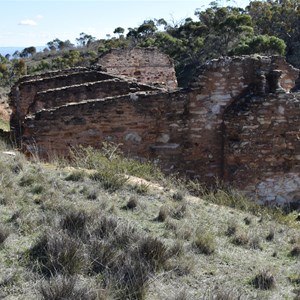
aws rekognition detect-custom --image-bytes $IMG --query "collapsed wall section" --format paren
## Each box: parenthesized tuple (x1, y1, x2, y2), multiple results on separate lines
(10, 69, 114, 121)
(28, 79, 159, 113)
(10, 69, 122, 142)
(98, 48, 178, 89)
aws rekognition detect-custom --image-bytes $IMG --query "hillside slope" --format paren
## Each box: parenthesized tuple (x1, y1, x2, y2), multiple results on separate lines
(0, 140, 299, 300)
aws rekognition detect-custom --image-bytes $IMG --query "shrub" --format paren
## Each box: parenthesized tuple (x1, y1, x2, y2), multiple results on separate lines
(244, 216, 252, 225)
(252, 269, 276, 290)
(91, 215, 139, 249)
(134, 183, 149, 195)
(192, 231, 216, 255)
(19, 173, 36, 187)
(91, 215, 118, 239)
(89, 169, 127, 192)
(288, 273, 300, 285)
(39, 276, 97, 300)
(174, 223, 193, 240)
(249, 236, 263, 250)
(31, 184, 44, 194)
(172, 191, 185, 202)
(110, 221, 139, 250)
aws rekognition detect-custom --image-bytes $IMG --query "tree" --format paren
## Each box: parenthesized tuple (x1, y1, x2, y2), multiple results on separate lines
(137, 20, 157, 37)
(47, 39, 74, 51)
(126, 27, 139, 46)
(76, 32, 96, 47)
(47, 39, 59, 51)
(20, 46, 36, 58)
(231, 35, 286, 56)
(246, 0, 300, 67)
(195, 5, 253, 56)
(12, 50, 20, 59)
(113, 27, 125, 38)
(58, 40, 74, 51)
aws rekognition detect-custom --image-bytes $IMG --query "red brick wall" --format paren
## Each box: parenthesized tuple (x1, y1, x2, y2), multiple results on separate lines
(98, 48, 178, 89)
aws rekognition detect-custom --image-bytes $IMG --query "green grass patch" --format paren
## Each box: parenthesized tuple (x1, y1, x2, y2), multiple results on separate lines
(0, 119, 9, 132)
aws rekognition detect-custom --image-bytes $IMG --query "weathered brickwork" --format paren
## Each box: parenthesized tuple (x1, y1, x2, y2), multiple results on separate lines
(98, 48, 178, 89)
(9, 69, 114, 136)
(23, 91, 189, 173)
(28, 80, 158, 113)
(224, 92, 300, 205)
(9, 51, 300, 206)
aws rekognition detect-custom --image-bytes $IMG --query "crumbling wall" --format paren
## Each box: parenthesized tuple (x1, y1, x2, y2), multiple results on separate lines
(224, 92, 300, 205)
(10, 54, 300, 206)
(22, 91, 189, 174)
(98, 48, 178, 89)
(28, 80, 157, 113)
(186, 56, 299, 183)
(10, 70, 114, 122)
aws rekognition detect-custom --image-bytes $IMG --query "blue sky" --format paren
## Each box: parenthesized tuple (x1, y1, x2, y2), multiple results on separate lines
(1, 0, 250, 47)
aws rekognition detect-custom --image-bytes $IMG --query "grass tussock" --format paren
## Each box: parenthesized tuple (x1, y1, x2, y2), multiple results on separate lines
(192, 230, 216, 255)
(39, 276, 98, 300)
(28, 231, 86, 277)
(252, 269, 276, 290)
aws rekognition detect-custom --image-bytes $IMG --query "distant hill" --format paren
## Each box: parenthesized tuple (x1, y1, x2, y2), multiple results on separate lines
(0, 46, 45, 57)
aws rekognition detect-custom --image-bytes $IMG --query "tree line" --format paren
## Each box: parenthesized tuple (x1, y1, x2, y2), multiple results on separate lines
(1, 0, 300, 88)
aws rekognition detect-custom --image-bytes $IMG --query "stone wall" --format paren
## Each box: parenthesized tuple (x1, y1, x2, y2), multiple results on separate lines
(185, 56, 299, 183)
(98, 48, 178, 89)
(224, 92, 300, 205)
(28, 80, 158, 113)
(10, 53, 300, 206)
(22, 91, 189, 174)
(10, 69, 114, 122)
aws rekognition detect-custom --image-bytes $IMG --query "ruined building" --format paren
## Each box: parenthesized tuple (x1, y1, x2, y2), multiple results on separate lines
(9, 48, 300, 206)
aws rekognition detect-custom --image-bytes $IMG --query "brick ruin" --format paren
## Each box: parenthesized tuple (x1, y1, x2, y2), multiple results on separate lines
(9, 49, 300, 206)
(98, 47, 178, 89)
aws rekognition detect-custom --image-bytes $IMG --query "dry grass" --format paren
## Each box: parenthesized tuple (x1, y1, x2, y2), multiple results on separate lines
(0, 140, 300, 299)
